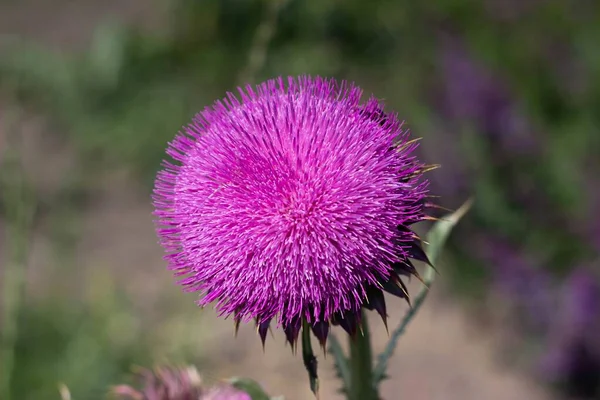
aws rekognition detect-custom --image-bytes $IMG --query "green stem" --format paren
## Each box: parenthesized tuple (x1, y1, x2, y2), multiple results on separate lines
(301, 320, 319, 396)
(348, 311, 376, 400)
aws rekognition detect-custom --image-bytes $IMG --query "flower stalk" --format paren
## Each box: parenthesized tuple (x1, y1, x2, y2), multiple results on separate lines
(301, 320, 319, 397)
(348, 311, 376, 400)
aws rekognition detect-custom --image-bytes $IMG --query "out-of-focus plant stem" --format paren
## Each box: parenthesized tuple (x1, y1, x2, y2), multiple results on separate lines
(1, 110, 36, 400)
(349, 311, 376, 400)
(237, 0, 288, 85)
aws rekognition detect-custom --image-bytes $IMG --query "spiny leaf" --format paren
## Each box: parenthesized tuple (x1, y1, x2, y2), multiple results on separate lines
(372, 199, 473, 387)
(326, 334, 350, 394)
(425, 198, 473, 263)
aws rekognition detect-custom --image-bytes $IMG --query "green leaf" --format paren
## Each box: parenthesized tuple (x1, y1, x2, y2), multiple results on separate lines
(372, 199, 473, 387)
(425, 198, 473, 263)
(228, 377, 271, 400)
(327, 334, 350, 394)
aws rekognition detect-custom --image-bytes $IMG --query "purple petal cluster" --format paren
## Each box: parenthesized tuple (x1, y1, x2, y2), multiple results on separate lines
(153, 76, 431, 347)
(112, 366, 203, 399)
(111, 366, 252, 400)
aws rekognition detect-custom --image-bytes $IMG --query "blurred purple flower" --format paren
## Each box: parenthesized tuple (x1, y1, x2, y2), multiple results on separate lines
(539, 267, 600, 397)
(438, 35, 540, 155)
(153, 76, 433, 348)
(475, 236, 554, 331)
(560, 269, 600, 335)
(111, 365, 254, 400)
(112, 365, 203, 400)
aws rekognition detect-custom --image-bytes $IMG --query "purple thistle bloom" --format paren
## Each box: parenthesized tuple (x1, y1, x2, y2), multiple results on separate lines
(153, 76, 432, 348)
(112, 366, 203, 400)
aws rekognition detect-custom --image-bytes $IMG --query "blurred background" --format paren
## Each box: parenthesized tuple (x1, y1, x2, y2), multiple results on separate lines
(0, 0, 599, 399)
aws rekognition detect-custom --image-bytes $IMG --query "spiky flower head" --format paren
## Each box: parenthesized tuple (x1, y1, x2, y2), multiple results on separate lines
(111, 366, 251, 400)
(111, 366, 203, 400)
(153, 75, 433, 349)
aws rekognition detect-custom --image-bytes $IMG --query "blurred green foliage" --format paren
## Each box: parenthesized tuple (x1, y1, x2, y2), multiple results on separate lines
(11, 278, 148, 400)
(1, 0, 599, 398)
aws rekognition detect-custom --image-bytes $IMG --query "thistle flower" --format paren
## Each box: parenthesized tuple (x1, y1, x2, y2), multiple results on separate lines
(111, 366, 252, 400)
(153, 76, 433, 349)
(111, 366, 203, 400)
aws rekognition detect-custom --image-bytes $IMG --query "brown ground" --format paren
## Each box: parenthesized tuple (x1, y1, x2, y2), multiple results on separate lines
(0, 2, 556, 399)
